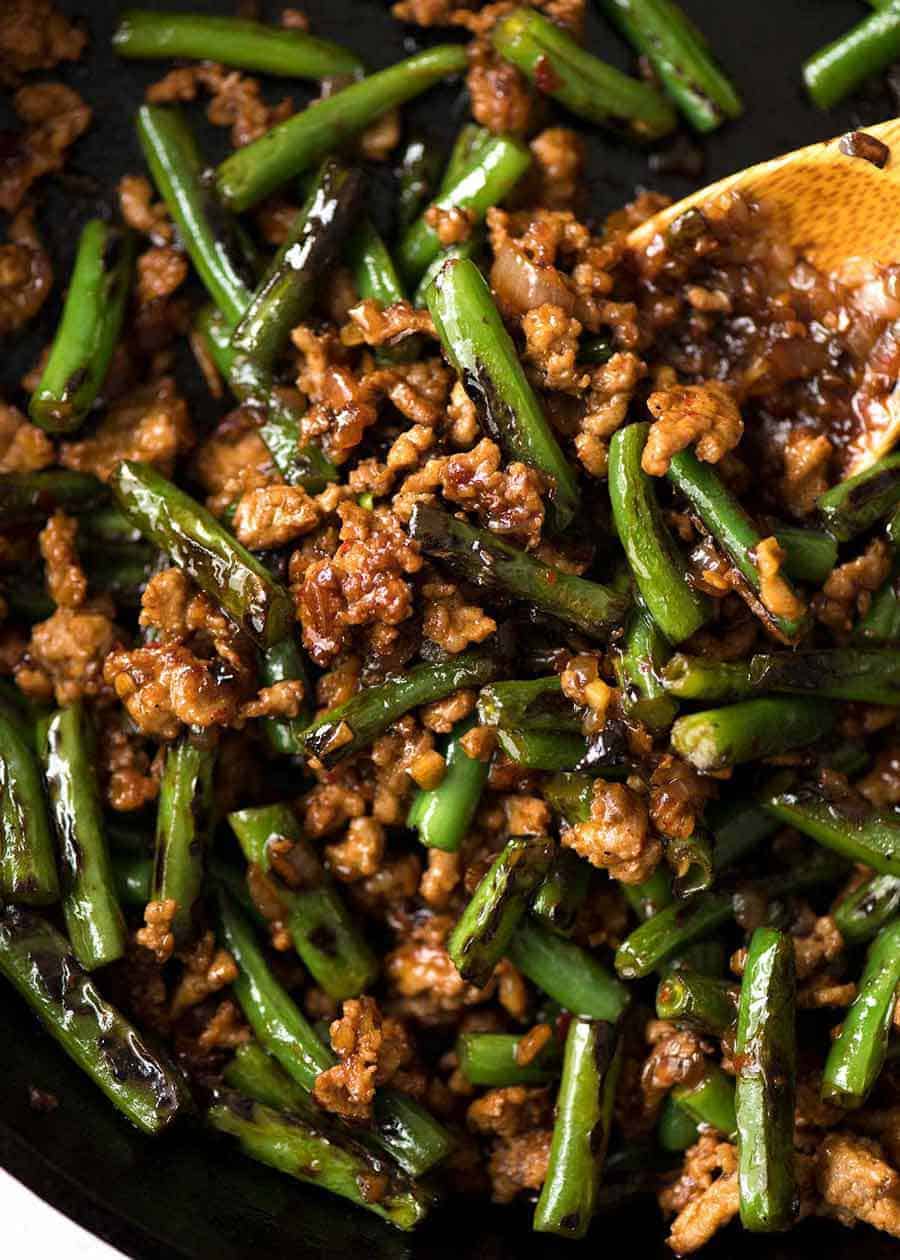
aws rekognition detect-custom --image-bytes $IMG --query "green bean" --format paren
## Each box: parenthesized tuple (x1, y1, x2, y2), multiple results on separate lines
(38, 705, 125, 968)
(231, 159, 362, 372)
(426, 258, 580, 534)
(508, 916, 630, 1020)
(449, 834, 553, 985)
(579, 335, 614, 366)
(137, 105, 253, 325)
(111, 460, 294, 647)
(773, 525, 838, 585)
(456, 1031, 562, 1086)
(822, 917, 900, 1107)
(663, 940, 727, 979)
(817, 451, 900, 539)
(598, 0, 741, 132)
(112, 851, 152, 906)
(658, 1095, 700, 1152)
(749, 647, 900, 704)
(257, 637, 311, 757)
(667, 831, 714, 898)
(855, 560, 900, 642)
(734, 926, 797, 1232)
(396, 135, 441, 233)
(407, 716, 489, 852)
(661, 653, 755, 701)
(347, 219, 406, 308)
(223, 1041, 310, 1113)
(834, 873, 900, 945)
(495, 728, 590, 771)
(217, 888, 450, 1176)
(29, 220, 135, 432)
(299, 647, 502, 768)
(217, 46, 468, 212)
(672, 1063, 737, 1137)
(615, 848, 847, 978)
(0, 711, 59, 906)
(656, 969, 738, 1036)
(609, 424, 710, 644)
(439, 124, 494, 193)
(491, 8, 675, 140)
(114, 10, 363, 78)
(613, 606, 679, 731)
(412, 234, 482, 309)
(478, 677, 581, 734)
(804, 2, 900, 109)
(542, 770, 594, 822)
(152, 735, 216, 947)
(0, 471, 106, 528)
(531, 848, 592, 936)
(0, 906, 187, 1134)
(708, 795, 779, 872)
(765, 787, 900, 877)
(398, 134, 530, 282)
(534, 1019, 621, 1237)
(229, 803, 377, 999)
(667, 448, 809, 642)
(671, 697, 835, 772)
(890, 501, 900, 547)
(208, 1093, 430, 1230)
(623, 867, 674, 922)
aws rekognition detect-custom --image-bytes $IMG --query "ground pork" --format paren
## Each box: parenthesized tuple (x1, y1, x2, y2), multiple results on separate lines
(170, 931, 239, 1020)
(146, 62, 292, 148)
(0, 0, 86, 82)
(341, 299, 436, 350)
(817, 1133, 900, 1237)
(782, 429, 833, 516)
(385, 913, 485, 1025)
(421, 576, 497, 653)
(641, 1019, 709, 1119)
(193, 406, 277, 516)
(0, 83, 90, 213)
(643, 381, 743, 477)
(575, 351, 646, 475)
(0, 206, 53, 336)
(97, 711, 160, 812)
(312, 996, 414, 1122)
(39, 511, 86, 609)
(466, 38, 534, 135)
(650, 754, 715, 841)
(135, 898, 177, 964)
(0, 401, 53, 472)
(755, 535, 808, 624)
(118, 174, 172, 244)
(439, 438, 546, 548)
(521, 303, 588, 393)
(661, 1137, 740, 1254)
(60, 379, 193, 482)
(858, 745, 900, 806)
(814, 539, 892, 636)
(563, 779, 661, 884)
(233, 483, 320, 550)
(15, 605, 117, 705)
(528, 127, 583, 209)
(136, 245, 188, 304)
(467, 1085, 554, 1203)
(420, 689, 477, 733)
(325, 816, 385, 883)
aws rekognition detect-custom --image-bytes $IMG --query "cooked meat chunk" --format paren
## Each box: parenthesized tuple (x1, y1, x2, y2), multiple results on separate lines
(643, 381, 743, 477)
(563, 779, 661, 884)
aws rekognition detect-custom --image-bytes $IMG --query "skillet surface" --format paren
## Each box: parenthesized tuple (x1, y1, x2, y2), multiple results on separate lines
(2, 2, 900, 1256)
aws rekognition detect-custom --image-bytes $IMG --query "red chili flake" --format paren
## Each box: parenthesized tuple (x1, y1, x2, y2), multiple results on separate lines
(534, 55, 561, 95)
(838, 130, 890, 168)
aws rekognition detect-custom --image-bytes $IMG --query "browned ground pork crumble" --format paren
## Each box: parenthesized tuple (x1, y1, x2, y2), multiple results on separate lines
(3, 0, 900, 1253)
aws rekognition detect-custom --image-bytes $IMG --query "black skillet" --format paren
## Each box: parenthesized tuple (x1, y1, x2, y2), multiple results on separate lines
(2, 1, 900, 1256)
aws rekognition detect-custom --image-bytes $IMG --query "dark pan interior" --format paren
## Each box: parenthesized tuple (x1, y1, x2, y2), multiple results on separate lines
(2, 1, 900, 1256)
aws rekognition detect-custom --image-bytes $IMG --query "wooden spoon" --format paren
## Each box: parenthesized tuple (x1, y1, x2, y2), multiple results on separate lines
(627, 118, 900, 475)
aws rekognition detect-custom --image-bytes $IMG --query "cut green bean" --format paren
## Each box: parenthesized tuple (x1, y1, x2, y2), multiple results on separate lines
(834, 873, 900, 945)
(709, 795, 779, 872)
(478, 677, 581, 734)
(208, 1093, 430, 1230)
(112, 852, 152, 906)
(449, 834, 553, 985)
(0, 471, 106, 528)
(804, 2, 900, 110)
(153, 734, 216, 947)
(667, 831, 714, 898)
(218, 888, 450, 1175)
(0, 906, 186, 1134)
(29, 219, 135, 432)
(412, 234, 482, 309)
(614, 606, 679, 731)
(623, 867, 674, 922)
(671, 697, 835, 772)
(299, 647, 502, 768)
(231, 159, 363, 372)
(774, 525, 838, 585)
(426, 258, 580, 533)
(822, 917, 900, 1107)
(661, 653, 755, 701)
(407, 715, 489, 852)
(734, 926, 796, 1233)
(609, 424, 710, 644)
(672, 1063, 737, 1137)
(491, 7, 675, 140)
(0, 711, 59, 906)
(347, 219, 406, 307)
(765, 787, 900, 877)
(397, 135, 441, 233)
(749, 647, 900, 704)
(258, 638, 311, 757)
(410, 504, 629, 639)
(817, 451, 900, 540)
(667, 448, 809, 642)
(398, 134, 530, 282)
(439, 124, 493, 194)
(532, 848, 591, 936)
(137, 105, 253, 325)
(111, 461, 293, 647)
(217, 46, 467, 212)
(855, 560, 900, 643)
(658, 1095, 700, 1152)
(115, 10, 363, 78)
(229, 803, 377, 999)
(656, 969, 738, 1036)
(456, 1031, 562, 1086)
(224, 1040, 310, 1113)
(534, 1019, 621, 1237)
(38, 705, 125, 969)
(508, 916, 630, 1020)
(495, 728, 589, 772)
(598, 0, 741, 132)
